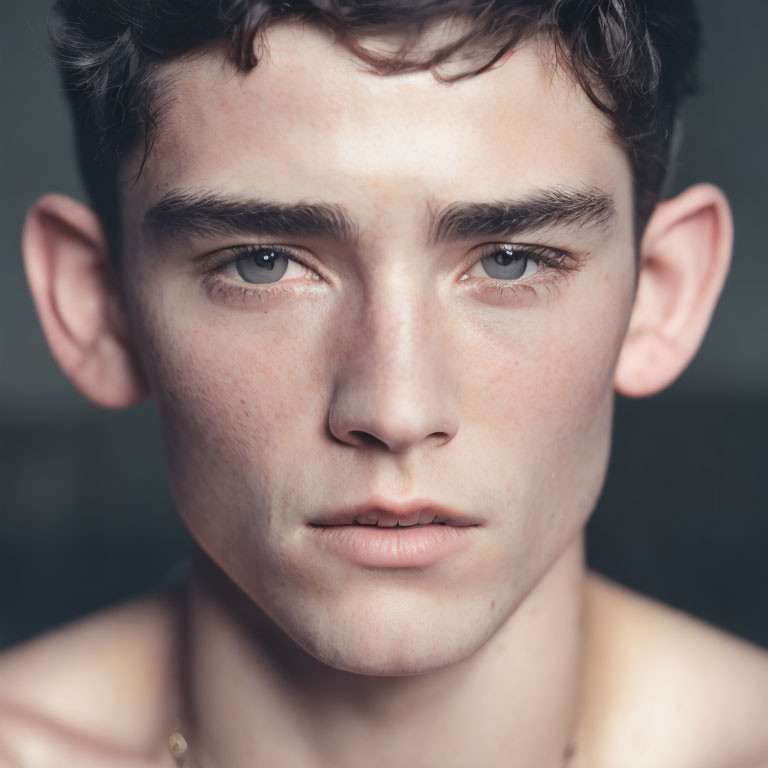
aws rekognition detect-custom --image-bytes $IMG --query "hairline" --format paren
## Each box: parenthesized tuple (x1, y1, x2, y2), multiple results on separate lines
(114, 22, 642, 260)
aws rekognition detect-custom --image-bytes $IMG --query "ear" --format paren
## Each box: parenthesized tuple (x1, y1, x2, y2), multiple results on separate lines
(22, 194, 149, 408)
(614, 183, 733, 397)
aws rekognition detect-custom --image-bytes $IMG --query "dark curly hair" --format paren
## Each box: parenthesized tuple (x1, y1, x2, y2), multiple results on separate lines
(50, 0, 700, 257)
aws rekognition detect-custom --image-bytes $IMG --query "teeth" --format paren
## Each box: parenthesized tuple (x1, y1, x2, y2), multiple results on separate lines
(349, 510, 448, 527)
(398, 509, 423, 527)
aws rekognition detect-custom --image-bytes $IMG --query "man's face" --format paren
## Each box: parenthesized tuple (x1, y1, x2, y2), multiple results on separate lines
(119, 23, 636, 675)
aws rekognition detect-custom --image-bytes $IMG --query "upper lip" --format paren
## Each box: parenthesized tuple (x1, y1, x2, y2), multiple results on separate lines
(310, 496, 482, 527)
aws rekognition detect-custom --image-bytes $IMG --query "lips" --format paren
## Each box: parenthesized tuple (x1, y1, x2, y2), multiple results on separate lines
(309, 498, 480, 568)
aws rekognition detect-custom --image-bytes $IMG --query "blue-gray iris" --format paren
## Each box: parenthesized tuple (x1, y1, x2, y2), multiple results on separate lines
(481, 248, 528, 280)
(235, 249, 289, 284)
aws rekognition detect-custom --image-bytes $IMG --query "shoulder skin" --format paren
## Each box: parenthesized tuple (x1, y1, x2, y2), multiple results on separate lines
(0, 590, 181, 768)
(573, 572, 768, 768)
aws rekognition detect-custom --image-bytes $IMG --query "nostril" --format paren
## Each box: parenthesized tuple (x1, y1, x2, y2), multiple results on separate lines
(348, 431, 389, 449)
(429, 431, 451, 446)
(327, 389, 459, 453)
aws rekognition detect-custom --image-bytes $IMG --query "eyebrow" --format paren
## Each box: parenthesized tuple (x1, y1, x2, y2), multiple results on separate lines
(142, 186, 614, 247)
(428, 187, 615, 245)
(143, 190, 359, 244)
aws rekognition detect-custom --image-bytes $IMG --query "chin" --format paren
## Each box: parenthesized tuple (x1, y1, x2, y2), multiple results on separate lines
(305, 631, 482, 677)
(277, 590, 500, 677)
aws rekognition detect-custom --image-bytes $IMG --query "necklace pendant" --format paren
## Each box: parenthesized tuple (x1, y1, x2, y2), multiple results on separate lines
(169, 731, 189, 760)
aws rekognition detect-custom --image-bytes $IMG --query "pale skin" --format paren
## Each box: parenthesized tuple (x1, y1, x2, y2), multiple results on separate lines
(2, 20, 768, 768)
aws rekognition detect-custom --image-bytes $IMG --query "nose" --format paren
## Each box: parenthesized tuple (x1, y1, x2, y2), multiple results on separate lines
(327, 285, 459, 454)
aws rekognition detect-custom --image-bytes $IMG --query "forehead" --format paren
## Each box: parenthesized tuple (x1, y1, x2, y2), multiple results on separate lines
(124, 22, 630, 226)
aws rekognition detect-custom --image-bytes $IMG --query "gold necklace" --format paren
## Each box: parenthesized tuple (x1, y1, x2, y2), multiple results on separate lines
(167, 729, 578, 767)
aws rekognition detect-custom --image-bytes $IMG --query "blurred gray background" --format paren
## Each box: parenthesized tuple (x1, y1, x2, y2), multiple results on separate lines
(1, 1, 766, 649)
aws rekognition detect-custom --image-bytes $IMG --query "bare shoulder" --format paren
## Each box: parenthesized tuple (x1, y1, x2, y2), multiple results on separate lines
(0, 590, 182, 767)
(575, 571, 768, 768)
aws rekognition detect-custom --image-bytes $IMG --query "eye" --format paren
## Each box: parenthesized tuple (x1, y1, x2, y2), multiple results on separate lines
(469, 244, 542, 281)
(219, 245, 316, 285)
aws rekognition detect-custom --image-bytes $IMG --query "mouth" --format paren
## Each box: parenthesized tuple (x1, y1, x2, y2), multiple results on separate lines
(309, 497, 481, 529)
(308, 498, 480, 567)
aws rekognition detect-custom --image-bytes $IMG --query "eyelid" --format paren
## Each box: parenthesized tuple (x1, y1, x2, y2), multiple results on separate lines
(463, 241, 575, 277)
(475, 241, 570, 262)
(205, 242, 321, 280)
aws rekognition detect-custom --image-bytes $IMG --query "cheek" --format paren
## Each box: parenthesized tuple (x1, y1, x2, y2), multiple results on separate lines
(130, 289, 329, 540)
(458, 266, 633, 552)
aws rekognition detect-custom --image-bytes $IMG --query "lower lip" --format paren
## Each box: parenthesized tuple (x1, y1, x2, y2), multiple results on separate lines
(310, 524, 476, 568)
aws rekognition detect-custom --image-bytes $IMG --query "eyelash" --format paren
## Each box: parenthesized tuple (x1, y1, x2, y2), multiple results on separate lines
(462, 243, 578, 304)
(200, 242, 578, 305)
(201, 244, 318, 304)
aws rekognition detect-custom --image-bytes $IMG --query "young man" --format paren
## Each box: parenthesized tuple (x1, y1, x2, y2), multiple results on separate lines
(1, 0, 767, 766)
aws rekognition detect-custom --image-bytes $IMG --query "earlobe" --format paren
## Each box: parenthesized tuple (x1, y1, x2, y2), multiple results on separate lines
(22, 194, 149, 408)
(614, 183, 733, 397)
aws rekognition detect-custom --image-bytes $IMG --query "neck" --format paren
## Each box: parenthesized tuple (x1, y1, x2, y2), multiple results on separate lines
(181, 535, 587, 768)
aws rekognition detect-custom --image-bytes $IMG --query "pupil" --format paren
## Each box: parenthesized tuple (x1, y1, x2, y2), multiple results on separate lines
(257, 251, 277, 269)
